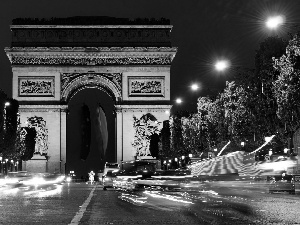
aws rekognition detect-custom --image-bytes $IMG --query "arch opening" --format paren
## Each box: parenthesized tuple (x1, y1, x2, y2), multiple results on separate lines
(66, 88, 116, 178)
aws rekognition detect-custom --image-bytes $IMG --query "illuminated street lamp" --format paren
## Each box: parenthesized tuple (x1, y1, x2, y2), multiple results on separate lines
(0, 156, 2, 174)
(5, 159, 8, 175)
(269, 149, 273, 156)
(3, 101, 10, 131)
(191, 84, 199, 91)
(175, 98, 182, 104)
(266, 15, 285, 30)
(215, 60, 230, 71)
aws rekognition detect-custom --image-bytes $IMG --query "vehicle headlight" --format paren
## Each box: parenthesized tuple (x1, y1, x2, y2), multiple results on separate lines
(66, 177, 72, 182)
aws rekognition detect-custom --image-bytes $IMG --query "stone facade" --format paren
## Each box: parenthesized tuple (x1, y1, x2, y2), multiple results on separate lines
(5, 17, 177, 174)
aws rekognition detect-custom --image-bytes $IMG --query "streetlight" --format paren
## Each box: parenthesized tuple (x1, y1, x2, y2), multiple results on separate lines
(269, 149, 273, 156)
(175, 98, 182, 104)
(214, 60, 230, 72)
(266, 15, 285, 30)
(191, 84, 199, 91)
(0, 156, 2, 175)
(5, 159, 8, 175)
(3, 102, 10, 131)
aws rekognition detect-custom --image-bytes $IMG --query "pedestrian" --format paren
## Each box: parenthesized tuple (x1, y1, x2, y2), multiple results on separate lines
(88, 170, 95, 184)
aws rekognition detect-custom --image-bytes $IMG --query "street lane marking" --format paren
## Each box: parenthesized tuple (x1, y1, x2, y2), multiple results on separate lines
(69, 185, 97, 225)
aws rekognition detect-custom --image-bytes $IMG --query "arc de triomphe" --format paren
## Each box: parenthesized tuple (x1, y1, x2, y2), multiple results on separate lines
(5, 17, 177, 174)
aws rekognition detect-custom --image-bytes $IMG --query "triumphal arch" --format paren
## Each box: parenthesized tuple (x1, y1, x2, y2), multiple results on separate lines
(5, 17, 177, 174)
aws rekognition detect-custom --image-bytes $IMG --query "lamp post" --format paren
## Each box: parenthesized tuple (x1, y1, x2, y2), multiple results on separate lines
(10, 160, 14, 172)
(0, 156, 2, 175)
(5, 159, 8, 175)
(174, 158, 178, 169)
(3, 102, 10, 132)
(241, 141, 245, 152)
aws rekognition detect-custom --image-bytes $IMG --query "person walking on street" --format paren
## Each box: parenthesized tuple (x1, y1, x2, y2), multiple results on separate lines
(88, 170, 95, 184)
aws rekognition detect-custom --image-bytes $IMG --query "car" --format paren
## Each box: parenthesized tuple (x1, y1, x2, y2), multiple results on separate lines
(268, 174, 295, 194)
(102, 170, 117, 190)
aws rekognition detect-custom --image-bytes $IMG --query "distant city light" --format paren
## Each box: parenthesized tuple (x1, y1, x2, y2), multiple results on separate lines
(266, 15, 284, 29)
(215, 60, 229, 71)
(176, 98, 182, 104)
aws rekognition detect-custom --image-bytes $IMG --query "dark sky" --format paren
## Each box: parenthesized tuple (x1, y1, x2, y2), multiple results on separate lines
(1, 0, 300, 112)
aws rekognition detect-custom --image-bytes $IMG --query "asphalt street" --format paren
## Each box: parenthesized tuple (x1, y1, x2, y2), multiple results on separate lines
(0, 181, 299, 224)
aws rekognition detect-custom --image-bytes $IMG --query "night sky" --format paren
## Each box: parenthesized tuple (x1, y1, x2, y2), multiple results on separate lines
(1, 0, 300, 175)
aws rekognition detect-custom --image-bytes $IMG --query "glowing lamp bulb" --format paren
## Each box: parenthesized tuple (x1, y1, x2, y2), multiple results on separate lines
(176, 98, 182, 104)
(215, 60, 229, 71)
(191, 84, 199, 91)
(266, 16, 284, 29)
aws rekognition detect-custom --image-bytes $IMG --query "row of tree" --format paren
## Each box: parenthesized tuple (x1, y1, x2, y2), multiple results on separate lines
(164, 33, 300, 159)
(0, 90, 35, 162)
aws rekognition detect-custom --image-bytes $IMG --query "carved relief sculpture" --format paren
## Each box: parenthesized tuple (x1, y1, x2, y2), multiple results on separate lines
(19, 76, 55, 97)
(11, 55, 172, 66)
(27, 116, 49, 155)
(128, 76, 164, 96)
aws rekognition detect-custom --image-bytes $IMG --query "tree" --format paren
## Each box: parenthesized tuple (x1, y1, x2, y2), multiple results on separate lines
(252, 36, 287, 146)
(228, 36, 288, 151)
(181, 113, 202, 156)
(20, 127, 36, 161)
(159, 120, 171, 159)
(169, 110, 190, 158)
(273, 34, 300, 152)
(0, 90, 8, 155)
(149, 133, 159, 158)
(1, 98, 27, 161)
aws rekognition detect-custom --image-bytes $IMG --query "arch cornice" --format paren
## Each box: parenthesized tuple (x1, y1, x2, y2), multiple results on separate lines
(61, 73, 122, 102)
(5, 47, 177, 66)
